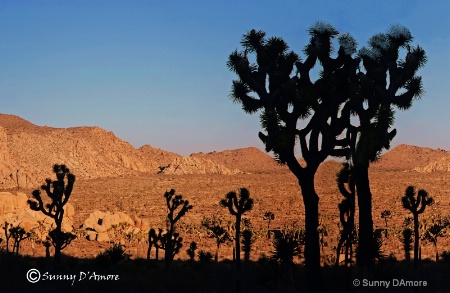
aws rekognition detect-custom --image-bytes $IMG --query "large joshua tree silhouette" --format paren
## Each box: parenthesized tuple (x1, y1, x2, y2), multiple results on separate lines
(27, 164, 76, 263)
(401, 186, 433, 268)
(220, 188, 253, 269)
(347, 25, 426, 268)
(227, 23, 358, 287)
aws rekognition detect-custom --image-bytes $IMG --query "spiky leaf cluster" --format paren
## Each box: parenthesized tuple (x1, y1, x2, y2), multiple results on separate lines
(401, 186, 433, 215)
(220, 188, 254, 216)
(28, 164, 75, 219)
(228, 23, 359, 167)
(350, 25, 427, 164)
(164, 189, 193, 225)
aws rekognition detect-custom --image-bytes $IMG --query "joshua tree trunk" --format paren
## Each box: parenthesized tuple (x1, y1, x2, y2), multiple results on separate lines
(413, 214, 419, 268)
(235, 214, 241, 269)
(298, 170, 323, 290)
(54, 215, 64, 263)
(215, 243, 220, 262)
(433, 241, 439, 262)
(354, 164, 374, 269)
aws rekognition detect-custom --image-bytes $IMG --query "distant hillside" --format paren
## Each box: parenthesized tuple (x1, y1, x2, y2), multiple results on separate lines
(190, 147, 289, 174)
(372, 144, 447, 171)
(138, 145, 181, 167)
(158, 157, 241, 175)
(0, 114, 158, 189)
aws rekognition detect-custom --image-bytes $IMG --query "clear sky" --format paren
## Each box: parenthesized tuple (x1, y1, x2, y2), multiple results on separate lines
(1, 1, 449, 155)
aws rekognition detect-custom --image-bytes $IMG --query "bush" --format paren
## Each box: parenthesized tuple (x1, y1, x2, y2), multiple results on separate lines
(198, 250, 213, 263)
(96, 244, 129, 267)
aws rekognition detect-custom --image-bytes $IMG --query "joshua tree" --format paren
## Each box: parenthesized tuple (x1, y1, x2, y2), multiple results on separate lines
(220, 188, 253, 269)
(401, 186, 433, 268)
(271, 227, 304, 282)
(335, 163, 357, 266)
(9, 226, 31, 256)
(162, 189, 192, 268)
(27, 164, 76, 263)
(423, 216, 449, 261)
(381, 210, 392, 237)
(347, 25, 426, 268)
(241, 229, 255, 262)
(3, 222, 13, 253)
(228, 23, 358, 287)
(186, 241, 197, 261)
(201, 216, 232, 262)
(147, 228, 164, 261)
(400, 228, 413, 262)
(263, 211, 275, 239)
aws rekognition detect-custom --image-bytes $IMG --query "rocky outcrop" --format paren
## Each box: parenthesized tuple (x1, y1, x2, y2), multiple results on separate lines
(139, 145, 181, 167)
(82, 210, 149, 242)
(373, 144, 448, 171)
(190, 147, 289, 174)
(158, 156, 241, 175)
(0, 192, 75, 241)
(413, 154, 450, 172)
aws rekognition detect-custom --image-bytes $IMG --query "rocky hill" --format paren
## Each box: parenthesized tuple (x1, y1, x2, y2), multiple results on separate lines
(372, 144, 448, 171)
(0, 114, 159, 189)
(158, 156, 241, 175)
(138, 144, 181, 167)
(190, 147, 289, 174)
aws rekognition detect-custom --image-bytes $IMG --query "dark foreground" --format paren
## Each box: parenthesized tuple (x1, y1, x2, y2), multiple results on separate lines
(0, 253, 449, 292)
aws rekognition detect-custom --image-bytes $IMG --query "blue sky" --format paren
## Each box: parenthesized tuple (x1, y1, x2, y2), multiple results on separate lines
(1, 1, 449, 155)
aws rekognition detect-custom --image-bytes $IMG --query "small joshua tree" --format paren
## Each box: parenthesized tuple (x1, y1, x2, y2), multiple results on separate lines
(401, 186, 433, 268)
(28, 164, 76, 263)
(201, 216, 232, 262)
(271, 227, 304, 281)
(186, 241, 197, 261)
(9, 226, 31, 256)
(263, 211, 275, 239)
(401, 228, 413, 262)
(147, 228, 164, 261)
(335, 163, 357, 266)
(381, 210, 392, 237)
(241, 229, 255, 262)
(423, 215, 449, 261)
(220, 188, 253, 269)
(3, 222, 13, 253)
(162, 189, 192, 268)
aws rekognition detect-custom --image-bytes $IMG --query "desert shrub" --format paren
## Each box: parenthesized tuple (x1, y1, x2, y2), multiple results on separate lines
(186, 241, 197, 261)
(198, 250, 213, 263)
(96, 244, 129, 268)
(440, 251, 450, 263)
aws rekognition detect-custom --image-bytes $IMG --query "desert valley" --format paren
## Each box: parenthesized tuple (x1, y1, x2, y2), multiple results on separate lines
(1, 113, 450, 291)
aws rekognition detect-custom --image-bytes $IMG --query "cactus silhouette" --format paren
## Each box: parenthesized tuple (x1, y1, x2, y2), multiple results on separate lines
(201, 216, 232, 262)
(220, 188, 253, 269)
(241, 229, 255, 262)
(3, 222, 13, 253)
(186, 241, 197, 261)
(27, 164, 76, 263)
(162, 189, 192, 268)
(401, 186, 433, 268)
(423, 216, 449, 261)
(400, 228, 413, 262)
(263, 211, 275, 239)
(335, 163, 357, 266)
(381, 210, 392, 237)
(9, 226, 31, 256)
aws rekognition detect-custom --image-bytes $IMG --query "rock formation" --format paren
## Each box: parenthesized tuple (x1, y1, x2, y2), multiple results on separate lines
(0, 192, 75, 241)
(158, 156, 241, 175)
